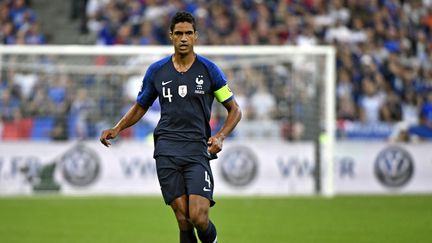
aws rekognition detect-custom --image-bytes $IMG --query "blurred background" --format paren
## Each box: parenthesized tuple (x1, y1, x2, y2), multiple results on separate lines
(1, 0, 432, 195)
(1, 0, 432, 142)
(0, 1, 431, 242)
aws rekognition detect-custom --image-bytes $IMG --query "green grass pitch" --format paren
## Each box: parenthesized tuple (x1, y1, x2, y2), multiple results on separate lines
(0, 195, 431, 243)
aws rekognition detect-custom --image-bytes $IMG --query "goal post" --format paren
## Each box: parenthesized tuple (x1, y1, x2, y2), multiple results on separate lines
(0, 45, 336, 196)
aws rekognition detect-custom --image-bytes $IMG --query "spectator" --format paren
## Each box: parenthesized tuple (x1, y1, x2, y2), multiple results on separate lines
(380, 91, 402, 122)
(0, 88, 21, 121)
(70, 88, 97, 139)
(296, 24, 318, 46)
(400, 92, 432, 141)
(420, 92, 432, 128)
(50, 118, 68, 141)
(358, 77, 386, 123)
(401, 89, 419, 125)
(113, 24, 133, 45)
(349, 17, 367, 43)
(25, 22, 45, 44)
(136, 21, 156, 45)
(336, 68, 353, 98)
(249, 81, 276, 120)
(27, 84, 55, 118)
(13, 70, 38, 100)
(2, 21, 16, 44)
(325, 19, 352, 44)
(338, 95, 357, 121)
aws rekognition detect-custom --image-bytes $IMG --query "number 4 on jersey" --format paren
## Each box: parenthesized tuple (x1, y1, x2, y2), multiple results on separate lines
(163, 87, 172, 102)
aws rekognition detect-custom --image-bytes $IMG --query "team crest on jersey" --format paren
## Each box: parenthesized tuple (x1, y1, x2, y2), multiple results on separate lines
(196, 75, 204, 85)
(178, 85, 187, 97)
(195, 75, 205, 94)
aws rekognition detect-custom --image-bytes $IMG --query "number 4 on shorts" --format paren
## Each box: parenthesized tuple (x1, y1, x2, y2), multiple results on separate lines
(203, 171, 211, 192)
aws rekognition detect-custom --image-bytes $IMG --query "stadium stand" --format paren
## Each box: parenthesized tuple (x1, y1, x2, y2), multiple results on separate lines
(0, 0, 45, 44)
(1, 0, 432, 141)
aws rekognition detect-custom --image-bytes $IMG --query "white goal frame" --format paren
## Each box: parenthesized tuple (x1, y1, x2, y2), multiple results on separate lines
(0, 45, 336, 196)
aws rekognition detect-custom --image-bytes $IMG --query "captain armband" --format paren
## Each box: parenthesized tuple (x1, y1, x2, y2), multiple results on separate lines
(214, 85, 233, 103)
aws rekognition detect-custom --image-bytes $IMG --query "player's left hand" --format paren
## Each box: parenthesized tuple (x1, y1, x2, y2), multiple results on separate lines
(207, 135, 224, 154)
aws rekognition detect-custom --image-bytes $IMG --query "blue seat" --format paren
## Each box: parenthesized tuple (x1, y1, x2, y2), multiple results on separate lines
(30, 117, 55, 140)
(67, 115, 77, 139)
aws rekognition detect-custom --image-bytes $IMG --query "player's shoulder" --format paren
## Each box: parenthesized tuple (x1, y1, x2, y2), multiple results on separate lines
(147, 55, 172, 73)
(196, 54, 220, 69)
(196, 54, 224, 77)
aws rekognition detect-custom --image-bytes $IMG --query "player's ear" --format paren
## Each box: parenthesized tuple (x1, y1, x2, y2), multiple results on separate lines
(194, 31, 198, 40)
(169, 32, 173, 40)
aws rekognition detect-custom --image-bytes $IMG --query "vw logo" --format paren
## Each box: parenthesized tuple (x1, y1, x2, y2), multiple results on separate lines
(374, 146, 414, 188)
(61, 144, 100, 187)
(219, 146, 258, 187)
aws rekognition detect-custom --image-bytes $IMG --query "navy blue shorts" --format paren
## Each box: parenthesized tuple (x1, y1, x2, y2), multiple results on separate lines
(155, 155, 215, 207)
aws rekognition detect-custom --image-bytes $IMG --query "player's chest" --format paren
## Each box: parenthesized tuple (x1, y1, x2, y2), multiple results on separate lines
(154, 70, 211, 102)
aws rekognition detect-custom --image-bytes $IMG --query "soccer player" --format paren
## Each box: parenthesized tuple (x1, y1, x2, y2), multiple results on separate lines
(99, 11, 242, 243)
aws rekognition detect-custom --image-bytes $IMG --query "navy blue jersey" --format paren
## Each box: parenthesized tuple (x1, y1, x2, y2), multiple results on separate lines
(136, 54, 234, 158)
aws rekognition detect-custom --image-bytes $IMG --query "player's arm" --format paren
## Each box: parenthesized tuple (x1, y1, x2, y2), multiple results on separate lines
(100, 103, 148, 147)
(100, 61, 159, 147)
(207, 98, 242, 154)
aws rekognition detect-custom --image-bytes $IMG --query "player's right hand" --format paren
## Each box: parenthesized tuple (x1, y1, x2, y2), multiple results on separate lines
(99, 128, 119, 147)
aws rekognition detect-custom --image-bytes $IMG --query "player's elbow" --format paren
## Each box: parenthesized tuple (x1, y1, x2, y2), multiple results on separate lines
(225, 99, 242, 123)
(237, 105, 243, 121)
(233, 103, 242, 123)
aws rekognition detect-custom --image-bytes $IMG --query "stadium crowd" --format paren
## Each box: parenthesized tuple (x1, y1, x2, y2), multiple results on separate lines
(1, 0, 432, 141)
(0, 0, 45, 44)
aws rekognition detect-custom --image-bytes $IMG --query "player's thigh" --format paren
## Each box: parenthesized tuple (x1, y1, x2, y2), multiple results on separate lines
(189, 194, 211, 228)
(155, 156, 186, 205)
(171, 194, 189, 216)
(183, 157, 215, 206)
(189, 194, 210, 215)
(170, 195, 195, 230)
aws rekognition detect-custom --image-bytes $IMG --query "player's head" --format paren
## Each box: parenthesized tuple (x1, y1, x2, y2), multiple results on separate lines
(169, 11, 198, 55)
(170, 11, 196, 33)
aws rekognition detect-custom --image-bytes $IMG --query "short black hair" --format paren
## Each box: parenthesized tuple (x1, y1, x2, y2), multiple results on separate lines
(170, 11, 196, 32)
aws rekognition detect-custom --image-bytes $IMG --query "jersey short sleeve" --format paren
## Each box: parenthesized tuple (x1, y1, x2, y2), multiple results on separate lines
(197, 55, 234, 103)
(136, 58, 168, 108)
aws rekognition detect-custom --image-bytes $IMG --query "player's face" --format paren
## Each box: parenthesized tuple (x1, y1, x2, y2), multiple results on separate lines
(170, 22, 197, 55)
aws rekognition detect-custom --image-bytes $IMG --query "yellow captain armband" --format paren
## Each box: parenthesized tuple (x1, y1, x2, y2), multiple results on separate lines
(214, 85, 233, 103)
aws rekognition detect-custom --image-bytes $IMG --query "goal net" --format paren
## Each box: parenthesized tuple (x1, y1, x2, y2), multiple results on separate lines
(0, 45, 335, 195)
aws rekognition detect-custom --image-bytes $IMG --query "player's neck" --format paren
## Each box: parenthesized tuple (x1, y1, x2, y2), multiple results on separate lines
(172, 52, 196, 73)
